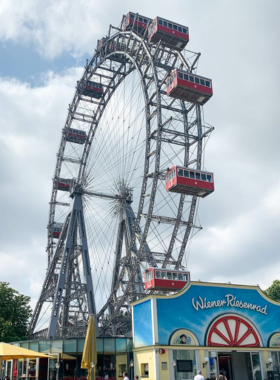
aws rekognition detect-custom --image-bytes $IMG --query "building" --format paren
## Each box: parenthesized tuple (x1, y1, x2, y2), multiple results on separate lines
(5, 337, 133, 380)
(132, 281, 280, 380)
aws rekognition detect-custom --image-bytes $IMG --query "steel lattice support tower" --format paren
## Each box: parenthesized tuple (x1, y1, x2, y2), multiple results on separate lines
(29, 187, 97, 339)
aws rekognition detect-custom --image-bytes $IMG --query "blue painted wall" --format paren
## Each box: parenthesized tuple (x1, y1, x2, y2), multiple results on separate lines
(132, 283, 280, 348)
(133, 299, 153, 347)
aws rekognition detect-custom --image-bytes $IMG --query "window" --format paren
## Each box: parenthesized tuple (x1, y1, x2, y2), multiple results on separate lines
(189, 76, 194, 82)
(184, 73, 189, 81)
(183, 170, 189, 178)
(173, 272, 178, 280)
(159, 19, 162, 25)
(190, 171, 195, 179)
(195, 77, 200, 84)
(178, 169, 183, 176)
(131, 14, 134, 19)
(168, 23, 172, 28)
(178, 26, 182, 32)
(163, 21, 167, 27)
(173, 25, 178, 31)
(195, 172, 201, 180)
(139, 17, 143, 22)
(161, 271, 167, 279)
(155, 271, 160, 278)
(201, 173, 206, 181)
(141, 363, 149, 377)
(178, 72, 183, 79)
(144, 19, 147, 23)
(183, 28, 187, 34)
(183, 274, 188, 281)
(206, 80, 211, 87)
(200, 79, 205, 86)
(207, 174, 212, 182)
(178, 273, 183, 281)
(167, 272, 172, 279)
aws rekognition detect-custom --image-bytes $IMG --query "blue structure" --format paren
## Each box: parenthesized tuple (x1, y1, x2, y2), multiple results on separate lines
(132, 281, 280, 380)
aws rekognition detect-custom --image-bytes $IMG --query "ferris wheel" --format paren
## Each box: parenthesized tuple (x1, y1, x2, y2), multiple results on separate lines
(29, 12, 214, 339)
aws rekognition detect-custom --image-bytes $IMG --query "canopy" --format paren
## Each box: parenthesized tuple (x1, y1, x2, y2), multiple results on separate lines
(0, 342, 50, 360)
(81, 316, 97, 380)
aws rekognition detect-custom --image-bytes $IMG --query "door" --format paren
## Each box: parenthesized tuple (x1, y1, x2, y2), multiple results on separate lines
(251, 353, 261, 380)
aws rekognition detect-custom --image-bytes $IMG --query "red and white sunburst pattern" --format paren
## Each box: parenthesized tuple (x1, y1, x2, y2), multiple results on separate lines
(207, 315, 261, 347)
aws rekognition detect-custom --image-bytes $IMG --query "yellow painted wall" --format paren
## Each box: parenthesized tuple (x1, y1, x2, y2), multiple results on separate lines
(198, 349, 206, 378)
(158, 349, 171, 380)
(116, 354, 127, 378)
(134, 349, 155, 379)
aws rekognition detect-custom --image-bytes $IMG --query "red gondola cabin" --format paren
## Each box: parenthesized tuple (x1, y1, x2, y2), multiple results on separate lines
(166, 166, 214, 198)
(166, 69, 213, 105)
(97, 37, 107, 50)
(65, 128, 86, 145)
(122, 12, 152, 33)
(56, 178, 73, 192)
(145, 268, 190, 291)
(77, 80, 103, 99)
(148, 17, 189, 50)
(52, 223, 63, 239)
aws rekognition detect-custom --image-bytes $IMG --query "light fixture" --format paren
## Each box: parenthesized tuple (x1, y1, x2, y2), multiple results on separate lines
(203, 357, 209, 368)
(90, 362, 95, 369)
(266, 357, 273, 368)
(55, 362, 60, 370)
(130, 359, 134, 380)
(173, 360, 176, 367)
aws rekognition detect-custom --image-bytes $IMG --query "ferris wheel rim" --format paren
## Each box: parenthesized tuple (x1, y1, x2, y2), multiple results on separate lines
(47, 27, 204, 334)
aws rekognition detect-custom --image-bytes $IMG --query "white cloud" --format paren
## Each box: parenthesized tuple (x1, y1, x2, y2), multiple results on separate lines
(0, 68, 83, 300)
(263, 183, 280, 217)
(0, 0, 280, 317)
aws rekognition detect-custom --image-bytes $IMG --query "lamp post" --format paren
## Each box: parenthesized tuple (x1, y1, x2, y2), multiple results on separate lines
(90, 362, 95, 380)
(130, 360, 133, 380)
(27, 362, 31, 380)
(173, 360, 176, 380)
(55, 362, 60, 380)
(2, 363, 5, 380)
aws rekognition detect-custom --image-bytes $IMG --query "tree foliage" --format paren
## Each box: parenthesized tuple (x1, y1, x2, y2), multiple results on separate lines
(0, 282, 33, 342)
(264, 280, 280, 303)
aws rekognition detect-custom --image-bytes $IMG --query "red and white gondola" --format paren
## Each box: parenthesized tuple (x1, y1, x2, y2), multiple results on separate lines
(51, 223, 63, 239)
(166, 69, 213, 105)
(148, 17, 189, 50)
(145, 268, 190, 291)
(166, 166, 214, 198)
(56, 178, 73, 192)
(122, 12, 152, 33)
(65, 128, 86, 145)
(97, 37, 107, 50)
(77, 79, 103, 99)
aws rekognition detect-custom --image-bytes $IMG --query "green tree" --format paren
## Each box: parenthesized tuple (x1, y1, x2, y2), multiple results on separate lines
(0, 282, 33, 342)
(264, 280, 280, 303)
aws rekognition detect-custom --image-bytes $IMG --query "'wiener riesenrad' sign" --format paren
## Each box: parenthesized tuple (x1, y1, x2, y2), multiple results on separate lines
(191, 294, 268, 315)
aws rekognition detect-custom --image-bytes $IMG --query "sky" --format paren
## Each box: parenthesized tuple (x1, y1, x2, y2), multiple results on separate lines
(0, 0, 280, 313)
